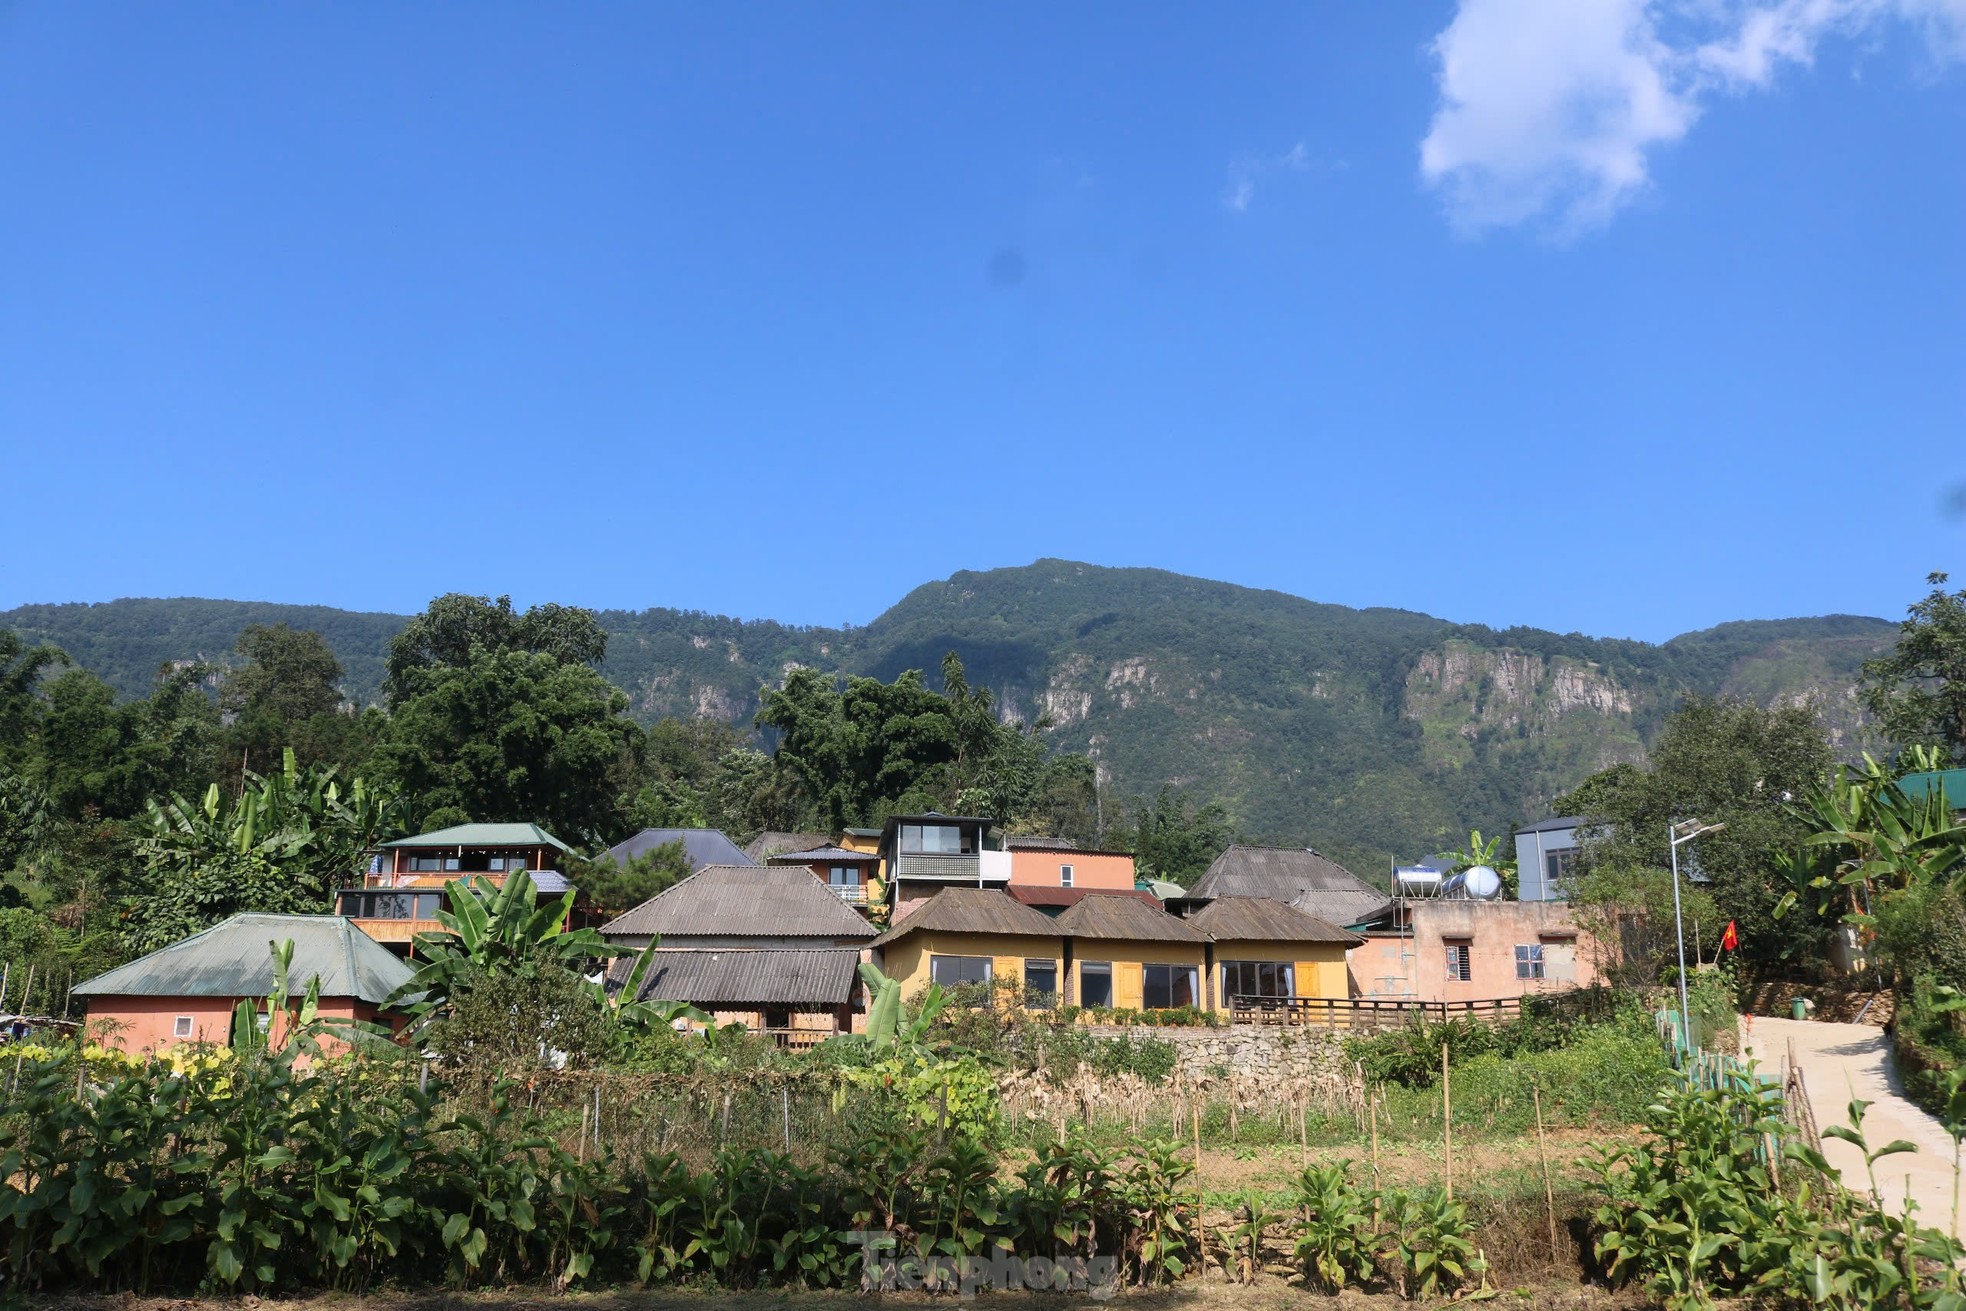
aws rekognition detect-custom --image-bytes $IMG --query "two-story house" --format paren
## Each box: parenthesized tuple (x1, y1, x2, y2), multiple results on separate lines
(335, 822, 574, 954)
(881, 812, 1012, 921)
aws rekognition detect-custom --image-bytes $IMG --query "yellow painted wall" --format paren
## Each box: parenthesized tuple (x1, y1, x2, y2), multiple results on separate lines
(878, 930, 1064, 1001)
(1211, 939, 1351, 1011)
(1070, 940, 1207, 1009)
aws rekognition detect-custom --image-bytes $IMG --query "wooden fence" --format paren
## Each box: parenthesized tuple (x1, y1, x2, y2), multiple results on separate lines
(1226, 984, 1620, 1030)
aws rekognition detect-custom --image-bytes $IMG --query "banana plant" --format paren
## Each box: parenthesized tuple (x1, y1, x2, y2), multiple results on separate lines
(386, 869, 631, 1018)
(856, 963, 947, 1052)
(1779, 756, 1965, 925)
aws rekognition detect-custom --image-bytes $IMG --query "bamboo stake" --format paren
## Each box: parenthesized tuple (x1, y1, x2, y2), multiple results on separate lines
(1192, 1097, 1207, 1279)
(1533, 1084, 1558, 1257)
(579, 1103, 590, 1162)
(1369, 1090, 1381, 1188)
(1442, 1039, 1453, 1201)
(1299, 1097, 1309, 1164)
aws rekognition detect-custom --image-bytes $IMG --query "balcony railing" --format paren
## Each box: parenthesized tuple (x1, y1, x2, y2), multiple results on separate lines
(893, 851, 983, 880)
(828, 884, 868, 904)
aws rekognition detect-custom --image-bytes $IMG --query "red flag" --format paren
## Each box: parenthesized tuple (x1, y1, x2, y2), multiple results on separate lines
(1720, 920, 1739, 952)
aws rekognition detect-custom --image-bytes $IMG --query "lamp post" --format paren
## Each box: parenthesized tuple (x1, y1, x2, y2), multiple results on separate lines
(1668, 818, 1726, 1053)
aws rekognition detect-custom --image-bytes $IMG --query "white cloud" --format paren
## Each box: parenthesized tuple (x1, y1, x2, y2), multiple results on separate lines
(1419, 0, 1966, 233)
(1223, 141, 1314, 214)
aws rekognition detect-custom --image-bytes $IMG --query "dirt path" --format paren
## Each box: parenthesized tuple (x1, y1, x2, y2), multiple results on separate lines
(1744, 1015, 1965, 1237)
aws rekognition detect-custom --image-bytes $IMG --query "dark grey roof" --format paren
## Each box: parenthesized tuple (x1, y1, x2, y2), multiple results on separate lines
(600, 865, 876, 940)
(607, 828, 756, 871)
(628, 948, 861, 1007)
(384, 822, 571, 852)
(1055, 893, 1207, 943)
(1514, 816, 1586, 835)
(743, 830, 832, 862)
(766, 845, 878, 864)
(1188, 896, 1363, 945)
(871, 888, 1063, 946)
(73, 914, 415, 1004)
(1186, 845, 1390, 925)
(1007, 835, 1078, 850)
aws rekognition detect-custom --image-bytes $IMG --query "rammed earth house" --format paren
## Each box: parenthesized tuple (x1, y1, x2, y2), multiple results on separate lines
(73, 913, 414, 1054)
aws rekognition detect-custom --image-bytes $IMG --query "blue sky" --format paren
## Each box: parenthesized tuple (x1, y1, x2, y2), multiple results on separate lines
(1, 2, 1960, 641)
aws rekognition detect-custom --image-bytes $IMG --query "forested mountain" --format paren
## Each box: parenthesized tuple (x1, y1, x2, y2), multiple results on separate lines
(1, 561, 1894, 871)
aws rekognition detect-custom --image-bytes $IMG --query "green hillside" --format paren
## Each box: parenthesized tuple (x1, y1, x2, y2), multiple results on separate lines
(0, 561, 1894, 871)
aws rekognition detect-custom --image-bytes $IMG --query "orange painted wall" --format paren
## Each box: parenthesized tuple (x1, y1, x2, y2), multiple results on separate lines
(84, 995, 390, 1054)
(1008, 849, 1135, 891)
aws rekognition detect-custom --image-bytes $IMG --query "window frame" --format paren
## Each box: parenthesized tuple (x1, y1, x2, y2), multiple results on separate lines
(1024, 959, 1058, 1009)
(1060, 863, 1075, 888)
(1444, 940, 1473, 983)
(1220, 959, 1295, 1000)
(1079, 961, 1114, 1008)
(928, 955, 993, 988)
(173, 1015, 194, 1039)
(1515, 943, 1545, 980)
(1143, 963, 1199, 1010)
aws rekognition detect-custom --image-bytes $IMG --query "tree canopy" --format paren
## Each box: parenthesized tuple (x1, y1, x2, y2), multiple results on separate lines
(1863, 571, 1966, 765)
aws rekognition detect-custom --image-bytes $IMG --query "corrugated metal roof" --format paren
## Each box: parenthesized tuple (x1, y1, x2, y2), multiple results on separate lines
(1186, 845, 1389, 925)
(1007, 885, 1162, 911)
(766, 845, 879, 864)
(384, 822, 571, 852)
(74, 914, 415, 1004)
(1899, 771, 1966, 806)
(1187, 896, 1362, 945)
(1140, 879, 1187, 901)
(1514, 816, 1586, 835)
(600, 865, 876, 940)
(1055, 893, 1208, 943)
(1007, 835, 1078, 850)
(529, 870, 572, 893)
(870, 888, 1062, 946)
(627, 948, 860, 1007)
(743, 830, 832, 862)
(608, 828, 755, 871)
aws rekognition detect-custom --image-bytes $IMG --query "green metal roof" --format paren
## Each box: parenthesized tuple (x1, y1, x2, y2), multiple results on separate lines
(1899, 769, 1966, 807)
(382, 822, 571, 852)
(74, 913, 415, 1005)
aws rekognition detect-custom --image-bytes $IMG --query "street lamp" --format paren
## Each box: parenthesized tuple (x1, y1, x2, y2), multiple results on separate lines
(1669, 818, 1727, 1053)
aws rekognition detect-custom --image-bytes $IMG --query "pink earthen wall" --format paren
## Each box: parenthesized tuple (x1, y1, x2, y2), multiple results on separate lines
(1008, 849, 1136, 891)
(1349, 901, 1603, 1003)
(85, 995, 386, 1054)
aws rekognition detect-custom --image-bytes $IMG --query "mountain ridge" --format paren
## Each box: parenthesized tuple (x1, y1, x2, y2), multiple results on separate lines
(1, 560, 1897, 871)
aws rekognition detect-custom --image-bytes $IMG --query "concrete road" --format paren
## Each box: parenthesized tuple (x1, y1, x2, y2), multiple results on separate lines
(1743, 1015, 1965, 1238)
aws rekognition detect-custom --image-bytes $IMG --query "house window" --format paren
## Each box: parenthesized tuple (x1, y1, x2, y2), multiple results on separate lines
(1545, 850, 1574, 892)
(1515, 944, 1545, 980)
(763, 1007, 791, 1031)
(827, 864, 861, 888)
(1221, 960, 1295, 1000)
(1024, 960, 1058, 1008)
(900, 824, 968, 854)
(1079, 962, 1113, 1008)
(1143, 964, 1198, 1010)
(173, 1016, 193, 1038)
(1060, 863, 1075, 888)
(929, 955, 993, 988)
(1445, 941, 1472, 983)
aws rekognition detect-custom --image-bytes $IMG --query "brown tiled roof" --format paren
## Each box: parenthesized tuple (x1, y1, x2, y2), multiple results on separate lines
(1055, 893, 1208, 943)
(1006, 885, 1161, 910)
(599, 865, 876, 940)
(1186, 845, 1389, 926)
(870, 887, 1062, 946)
(1187, 895, 1363, 945)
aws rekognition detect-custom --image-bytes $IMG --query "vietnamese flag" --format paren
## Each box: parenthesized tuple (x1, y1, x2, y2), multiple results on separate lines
(1720, 920, 1739, 953)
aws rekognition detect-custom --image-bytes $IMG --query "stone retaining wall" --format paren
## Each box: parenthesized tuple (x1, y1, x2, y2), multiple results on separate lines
(1082, 1024, 1346, 1081)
